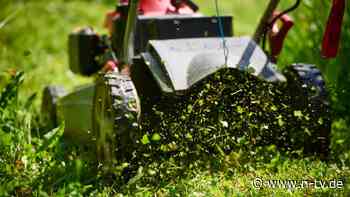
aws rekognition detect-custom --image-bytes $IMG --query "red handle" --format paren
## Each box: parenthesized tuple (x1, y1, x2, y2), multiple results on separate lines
(321, 0, 345, 59)
(269, 12, 294, 60)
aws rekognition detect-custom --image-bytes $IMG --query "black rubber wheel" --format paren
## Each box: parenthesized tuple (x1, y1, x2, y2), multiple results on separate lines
(284, 64, 331, 159)
(41, 85, 66, 128)
(92, 72, 140, 165)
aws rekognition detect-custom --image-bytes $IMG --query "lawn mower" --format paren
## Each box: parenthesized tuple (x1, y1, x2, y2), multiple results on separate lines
(42, 0, 345, 162)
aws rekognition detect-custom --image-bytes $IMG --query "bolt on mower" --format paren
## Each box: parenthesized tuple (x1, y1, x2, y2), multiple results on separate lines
(42, 0, 343, 163)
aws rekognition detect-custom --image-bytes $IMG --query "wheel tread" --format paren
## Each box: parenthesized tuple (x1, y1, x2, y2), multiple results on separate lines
(93, 72, 140, 163)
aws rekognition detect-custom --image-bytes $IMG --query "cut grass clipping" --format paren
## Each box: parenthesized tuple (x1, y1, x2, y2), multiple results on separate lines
(105, 68, 329, 185)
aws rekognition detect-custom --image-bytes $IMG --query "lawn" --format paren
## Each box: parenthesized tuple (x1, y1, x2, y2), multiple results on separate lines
(0, 0, 349, 196)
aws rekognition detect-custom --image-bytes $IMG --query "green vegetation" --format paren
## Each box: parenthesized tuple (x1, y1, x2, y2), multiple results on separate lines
(0, 0, 349, 196)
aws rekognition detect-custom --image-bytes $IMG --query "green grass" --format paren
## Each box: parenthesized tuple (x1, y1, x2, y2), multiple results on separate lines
(1, 0, 350, 196)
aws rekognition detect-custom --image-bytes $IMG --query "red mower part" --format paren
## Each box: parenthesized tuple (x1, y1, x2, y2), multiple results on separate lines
(321, 0, 345, 59)
(115, 0, 175, 16)
(269, 11, 294, 60)
(139, 0, 175, 16)
(105, 0, 196, 32)
(117, 0, 195, 15)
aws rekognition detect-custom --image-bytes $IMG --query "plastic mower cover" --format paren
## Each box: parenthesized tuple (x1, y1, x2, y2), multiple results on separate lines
(141, 36, 285, 93)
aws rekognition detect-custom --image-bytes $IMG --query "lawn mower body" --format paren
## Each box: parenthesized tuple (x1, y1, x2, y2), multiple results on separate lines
(61, 1, 285, 140)
(42, 0, 332, 159)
